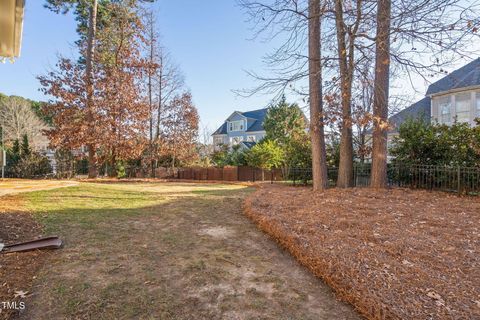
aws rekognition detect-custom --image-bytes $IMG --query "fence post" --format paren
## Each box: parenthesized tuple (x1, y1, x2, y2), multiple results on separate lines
(397, 165, 400, 187)
(271, 170, 274, 184)
(353, 165, 357, 187)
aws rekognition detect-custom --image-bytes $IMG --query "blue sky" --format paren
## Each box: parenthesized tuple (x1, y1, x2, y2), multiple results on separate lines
(0, 0, 279, 134)
(1, 0, 476, 136)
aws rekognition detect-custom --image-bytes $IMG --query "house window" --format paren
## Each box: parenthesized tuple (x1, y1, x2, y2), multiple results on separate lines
(229, 120, 244, 132)
(214, 136, 224, 145)
(455, 93, 470, 123)
(247, 135, 256, 142)
(439, 96, 451, 124)
(230, 136, 243, 145)
(476, 92, 480, 117)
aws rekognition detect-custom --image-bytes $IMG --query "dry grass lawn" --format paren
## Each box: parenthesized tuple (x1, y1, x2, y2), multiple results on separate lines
(0, 195, 49, 320)
(1, 181, 359, 320)
(0, 179, 78, 197)
(245, 184, 480, 320)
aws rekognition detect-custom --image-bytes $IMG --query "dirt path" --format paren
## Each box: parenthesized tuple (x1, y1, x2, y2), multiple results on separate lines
(18, 183, 360, 320)
(0, 180, 78, 197)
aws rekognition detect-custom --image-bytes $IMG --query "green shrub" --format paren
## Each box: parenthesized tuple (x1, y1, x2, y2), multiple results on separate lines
(116, 162, 127, 178)
(246, 140, 284, 170)
(211, 144, 248, 167)
(391, 118, 480, 167)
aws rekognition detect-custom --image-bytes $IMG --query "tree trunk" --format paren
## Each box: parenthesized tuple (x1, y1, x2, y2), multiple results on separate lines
(147, 13, 155, 178)
(334, 0, 354, 188)
(359, 128, 366, 164)
(371, 0, 391, 188)
(154, 55, 164, 176)
(156, 55, 163, 141)
(110, 153, 117, 178)
(308, 0, 328, 191)
(86, 0, 98, 179)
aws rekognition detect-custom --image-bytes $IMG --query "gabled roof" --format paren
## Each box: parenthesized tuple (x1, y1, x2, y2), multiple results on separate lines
(245, 108, 268, 132)
(426, 58, 480, 96)
(242, 108, 268, 121)
(226, 111, 245, 121)
(212, 108, 269, 135)
(212, 122, 228, 135)
(388, 97, 431, 133)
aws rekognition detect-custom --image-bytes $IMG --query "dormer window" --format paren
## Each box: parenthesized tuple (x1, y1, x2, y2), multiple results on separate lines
(229, 120, 244, 132)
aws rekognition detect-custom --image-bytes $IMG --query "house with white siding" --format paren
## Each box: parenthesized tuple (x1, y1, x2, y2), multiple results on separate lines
(389, 58, 480, 133)
(212, 108, 268, 149)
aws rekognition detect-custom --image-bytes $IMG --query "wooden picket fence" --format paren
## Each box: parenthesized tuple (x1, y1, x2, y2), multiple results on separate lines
(177, 166, 283, 182)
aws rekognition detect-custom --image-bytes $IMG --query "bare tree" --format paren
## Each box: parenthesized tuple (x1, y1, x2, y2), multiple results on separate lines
(0, 97, 49, 150)
(237, 0, 310, 98)
(155, 50, 185, 140)
(141, 9, 186, 174)
(142, 10, 160, 176)
(238, 0, 328, 189)
(352, 64, 374, 164)
(161, 92, 199, 169)
(198, 123, 214, 162)
(332, 0, 373, 187)
(239, 0, 480, 191)
(389, 0, 480, 85)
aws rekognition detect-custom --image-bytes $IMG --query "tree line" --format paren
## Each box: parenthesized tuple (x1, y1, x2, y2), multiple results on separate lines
(239, 0, 480, 190)
(39, 0, 199, 178)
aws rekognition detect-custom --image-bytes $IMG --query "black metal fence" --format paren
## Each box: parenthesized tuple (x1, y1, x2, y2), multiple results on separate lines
(2, 160, 479, 195)
(53, 161, 178, 179)
(2, 160, 178, 179)
(289, 164, 480, 195)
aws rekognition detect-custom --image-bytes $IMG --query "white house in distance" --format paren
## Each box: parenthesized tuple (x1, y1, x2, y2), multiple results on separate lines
(212, 108, 268, 149)
(389, 58, 480, 134)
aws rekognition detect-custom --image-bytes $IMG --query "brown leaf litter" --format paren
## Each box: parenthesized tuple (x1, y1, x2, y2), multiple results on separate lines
(244, 184, 480, 320)
(0, 195, 49, 320)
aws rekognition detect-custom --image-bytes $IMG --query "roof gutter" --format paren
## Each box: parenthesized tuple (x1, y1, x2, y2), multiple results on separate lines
(0, 0, 25, 61)
(429, 84, 480, 98)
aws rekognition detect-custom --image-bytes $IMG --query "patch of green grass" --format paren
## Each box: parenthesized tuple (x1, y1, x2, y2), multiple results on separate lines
(53, 280, 93, 315)
(25, 184, 164, 221)
(32, 183, 250, 246)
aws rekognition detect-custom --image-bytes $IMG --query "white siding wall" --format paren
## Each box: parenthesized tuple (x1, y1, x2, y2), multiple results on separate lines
(431, 89, 480, 126)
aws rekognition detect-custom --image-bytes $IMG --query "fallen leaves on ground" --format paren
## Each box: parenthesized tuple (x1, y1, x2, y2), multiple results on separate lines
(244, 185, 480, 320)
(0, 195, 48, 320)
